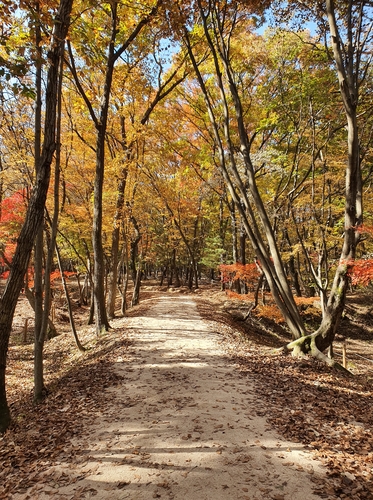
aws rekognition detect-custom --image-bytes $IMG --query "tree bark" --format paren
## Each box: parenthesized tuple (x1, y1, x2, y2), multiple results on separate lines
(55, 243, 85, 352)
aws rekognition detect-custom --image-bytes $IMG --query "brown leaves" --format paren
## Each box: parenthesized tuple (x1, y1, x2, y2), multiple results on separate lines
(197, 292, 373, 500)
(228, 348, 373, 499)
(1, 326, 132, 498)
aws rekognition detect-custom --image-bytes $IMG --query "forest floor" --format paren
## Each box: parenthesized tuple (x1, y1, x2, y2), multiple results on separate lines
(1, 282, 373, 499)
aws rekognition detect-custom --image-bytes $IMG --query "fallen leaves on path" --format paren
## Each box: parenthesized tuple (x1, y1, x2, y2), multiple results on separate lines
(2, 286, 373, 500)
(0, 325, 131, 498)
(197, 294, 373, 500)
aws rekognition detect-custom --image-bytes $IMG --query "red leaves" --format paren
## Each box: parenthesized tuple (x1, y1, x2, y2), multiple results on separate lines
(348, 259, 373, 287)
(0, 190, 27, 226)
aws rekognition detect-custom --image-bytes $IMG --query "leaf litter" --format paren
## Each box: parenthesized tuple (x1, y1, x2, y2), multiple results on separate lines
(1, 285, 373, 499)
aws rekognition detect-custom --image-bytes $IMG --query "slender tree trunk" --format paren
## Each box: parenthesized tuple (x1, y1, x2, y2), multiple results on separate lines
(129, 213, 141, 285)
(131, 256, 142, 306)
(230, 201, 238, 264)
(55, 243, 85, 351)
(24, 288, 57, 338)
(119, 241, 129, 315)
(33, 1, 44, 401)
(92, 126, 110, 333)
(107, 140, 128, 318)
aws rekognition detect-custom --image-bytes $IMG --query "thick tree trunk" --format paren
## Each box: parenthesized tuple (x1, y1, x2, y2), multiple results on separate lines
(0, 0, 73, 433)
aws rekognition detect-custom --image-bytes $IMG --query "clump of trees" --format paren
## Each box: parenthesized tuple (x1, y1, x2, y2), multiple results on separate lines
(0, 0, 372, 432)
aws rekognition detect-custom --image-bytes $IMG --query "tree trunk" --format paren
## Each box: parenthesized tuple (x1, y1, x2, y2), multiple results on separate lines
(92, 125, 110, 334)
(55, 243, 85, 352)
(0, 0, 73, 433)
(119, 242, 129, 315)
(131, 258, 142, 307)
(24, 288, 57, 339)
(33, 1, 45, 402)
(107, 163, 128, 318)
(286, 0, 363, 358)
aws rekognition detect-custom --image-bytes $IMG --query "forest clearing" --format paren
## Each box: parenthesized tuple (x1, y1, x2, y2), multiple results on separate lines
(1, 281, 373, 499)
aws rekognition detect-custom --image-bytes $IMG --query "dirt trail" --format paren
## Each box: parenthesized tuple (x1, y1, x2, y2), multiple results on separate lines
(20, 295, 329, 499)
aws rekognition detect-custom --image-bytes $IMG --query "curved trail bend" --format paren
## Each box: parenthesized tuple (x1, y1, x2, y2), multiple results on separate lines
(23, 295, 328, 500)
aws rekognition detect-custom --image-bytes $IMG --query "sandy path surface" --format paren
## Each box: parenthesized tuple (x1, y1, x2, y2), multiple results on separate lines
(24, 295, 329, 499)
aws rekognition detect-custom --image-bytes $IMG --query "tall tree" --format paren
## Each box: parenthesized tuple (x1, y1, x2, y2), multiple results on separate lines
(66, 0, 162, 333)
(0, 0, 74, 433)
(181, 0, 373, 363)
(182, 0, 306, 338)
(283, 0, 373, 358)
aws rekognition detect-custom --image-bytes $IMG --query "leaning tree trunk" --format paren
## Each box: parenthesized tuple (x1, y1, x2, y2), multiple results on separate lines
(0, 0, 73, 433)
(55, 243, 86, 352)
(286, 0, 363, 360)
(184, 18, 305, 339)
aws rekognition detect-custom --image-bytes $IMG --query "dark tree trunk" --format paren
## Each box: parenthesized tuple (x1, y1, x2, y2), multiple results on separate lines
(92, 125, 110, 334)
(131, 261, 142, 306)
(33, 2, 45, 401)
(107, 121, 128, 318)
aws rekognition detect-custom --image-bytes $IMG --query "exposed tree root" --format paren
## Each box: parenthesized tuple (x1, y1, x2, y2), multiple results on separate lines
(286, 334, 352, 375)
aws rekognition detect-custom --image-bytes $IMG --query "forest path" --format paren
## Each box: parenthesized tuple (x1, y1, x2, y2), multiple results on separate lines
(25, 294, 328, 500)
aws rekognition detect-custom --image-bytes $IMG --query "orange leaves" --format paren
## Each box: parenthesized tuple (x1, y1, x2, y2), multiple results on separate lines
(49, 270, 76, 282)
(357, 224, 373, 238)
(219, 262, 260, 284)
(26, 270, 76, 290)
(226, 289, 254, 301)
(254, 304, 285, 324)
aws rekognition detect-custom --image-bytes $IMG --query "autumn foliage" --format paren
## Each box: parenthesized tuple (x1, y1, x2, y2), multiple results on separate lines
(0, 190, 27, 267)
(348, 259, 373, 287)
(219, 263, 260, 287)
